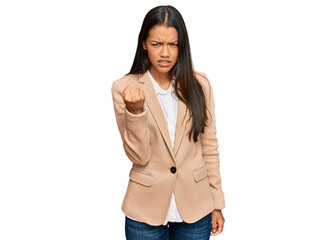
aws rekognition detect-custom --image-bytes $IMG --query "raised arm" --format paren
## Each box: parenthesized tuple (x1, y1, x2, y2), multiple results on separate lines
(111, 80, 151, 166)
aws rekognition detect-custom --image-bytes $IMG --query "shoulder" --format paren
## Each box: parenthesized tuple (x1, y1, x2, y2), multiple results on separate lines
(194, 71, 212, 91)
(112, 73, 140, 87)
(194, 71, 208, 81)
(111, 73, 142, 93)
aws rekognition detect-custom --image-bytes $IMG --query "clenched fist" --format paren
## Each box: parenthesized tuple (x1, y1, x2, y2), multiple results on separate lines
(122, 85, 145, 114)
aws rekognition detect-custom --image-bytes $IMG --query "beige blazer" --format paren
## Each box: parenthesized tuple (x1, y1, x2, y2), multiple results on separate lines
(111, 71, 225, 226)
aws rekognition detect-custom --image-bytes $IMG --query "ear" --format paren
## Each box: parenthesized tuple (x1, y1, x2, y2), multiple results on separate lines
(142, 40, 147, 51)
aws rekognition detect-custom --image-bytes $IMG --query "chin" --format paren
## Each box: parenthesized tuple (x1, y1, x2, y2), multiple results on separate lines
(154, 66, 172, 74)
(160, 69, 172, 74)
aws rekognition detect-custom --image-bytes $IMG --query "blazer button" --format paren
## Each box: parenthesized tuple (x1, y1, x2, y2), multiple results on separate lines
(170, 167, 177, 174)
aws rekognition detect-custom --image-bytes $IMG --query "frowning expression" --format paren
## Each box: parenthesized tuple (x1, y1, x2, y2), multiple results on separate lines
(143, 24, 179, 76)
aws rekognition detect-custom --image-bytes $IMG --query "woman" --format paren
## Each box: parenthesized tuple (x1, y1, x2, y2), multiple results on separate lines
(112, 5, 225, 239)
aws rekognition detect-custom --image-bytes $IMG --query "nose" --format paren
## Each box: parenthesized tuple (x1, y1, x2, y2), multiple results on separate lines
(160, 44, 169, 58)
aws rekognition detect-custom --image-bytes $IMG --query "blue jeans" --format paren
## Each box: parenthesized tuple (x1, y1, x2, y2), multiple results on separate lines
(125, 213, 212, 240)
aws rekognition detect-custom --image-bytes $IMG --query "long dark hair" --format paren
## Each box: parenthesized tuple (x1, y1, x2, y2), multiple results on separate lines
(129, 5, 208, 142)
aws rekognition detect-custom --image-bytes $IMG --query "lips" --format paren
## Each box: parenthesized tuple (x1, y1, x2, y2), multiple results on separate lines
(158, 60, 171, 67)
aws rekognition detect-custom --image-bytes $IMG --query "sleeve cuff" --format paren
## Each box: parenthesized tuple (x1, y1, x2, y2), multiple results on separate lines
(125, 107, 147, 117)
(125, 107, 148, 132)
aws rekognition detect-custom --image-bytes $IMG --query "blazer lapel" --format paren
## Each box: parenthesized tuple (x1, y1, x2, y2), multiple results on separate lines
(138, 72, 175, 160)
(173, 98, 188, 154)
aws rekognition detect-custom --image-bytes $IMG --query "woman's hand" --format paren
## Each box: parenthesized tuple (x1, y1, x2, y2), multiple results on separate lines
(122, 85, 145, 114)
(210, 209, 225, 236)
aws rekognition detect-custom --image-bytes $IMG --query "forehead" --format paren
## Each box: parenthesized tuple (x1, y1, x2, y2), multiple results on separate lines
(147, 25, 178, 41)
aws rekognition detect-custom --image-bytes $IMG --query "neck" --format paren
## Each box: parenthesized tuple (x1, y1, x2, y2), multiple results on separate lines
(148, 67, 171, 89)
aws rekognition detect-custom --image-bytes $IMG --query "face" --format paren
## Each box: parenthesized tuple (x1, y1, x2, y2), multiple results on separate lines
(143, 24, 179, 77)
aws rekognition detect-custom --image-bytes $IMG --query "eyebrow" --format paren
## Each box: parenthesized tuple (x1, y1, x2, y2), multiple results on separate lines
(150, 40, 178, 43)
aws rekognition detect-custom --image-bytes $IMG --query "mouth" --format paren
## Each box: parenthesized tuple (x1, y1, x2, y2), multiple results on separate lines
(157, 60, 171, 67)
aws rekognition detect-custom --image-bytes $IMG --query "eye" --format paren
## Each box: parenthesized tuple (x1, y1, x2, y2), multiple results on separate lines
(152, 43, 161, 47)
(169, 43, 178, 47)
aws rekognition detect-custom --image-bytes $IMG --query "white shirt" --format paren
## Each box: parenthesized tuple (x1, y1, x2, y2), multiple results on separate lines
(126, 70, 183, 225)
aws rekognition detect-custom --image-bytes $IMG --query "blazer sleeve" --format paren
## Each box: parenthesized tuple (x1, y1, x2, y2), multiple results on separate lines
(111, 79, 151, 166)
(198, 73, 226, 210)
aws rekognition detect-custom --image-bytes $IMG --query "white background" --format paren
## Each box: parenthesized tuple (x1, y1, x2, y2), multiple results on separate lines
(1, 0, 335, 239)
